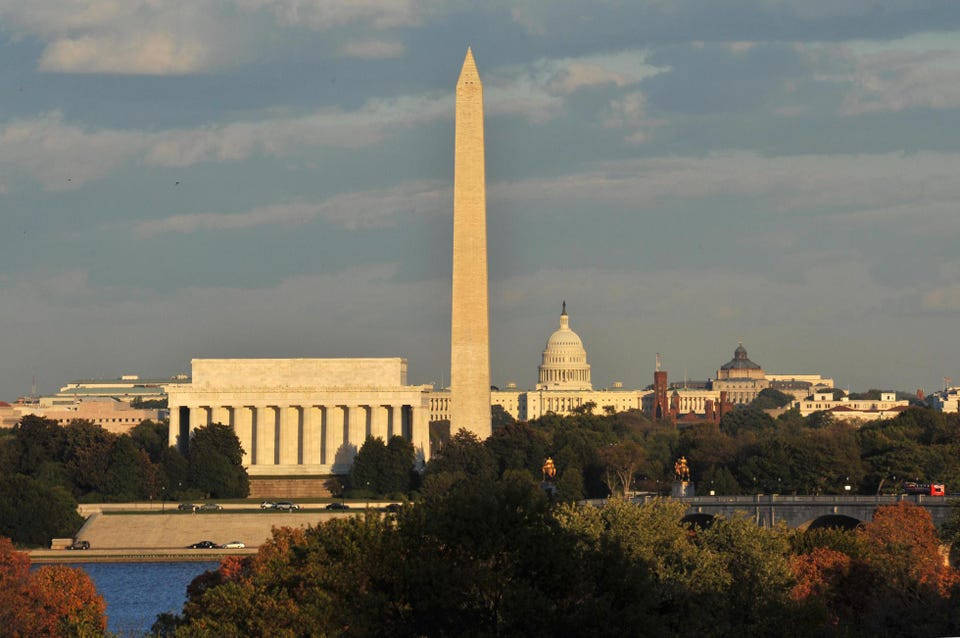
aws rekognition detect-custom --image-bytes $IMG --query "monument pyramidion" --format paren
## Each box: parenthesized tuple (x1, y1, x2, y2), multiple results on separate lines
(449, 47, 492, 439)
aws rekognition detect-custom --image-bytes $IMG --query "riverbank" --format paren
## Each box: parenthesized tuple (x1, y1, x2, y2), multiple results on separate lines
(29, 548, 257, 563)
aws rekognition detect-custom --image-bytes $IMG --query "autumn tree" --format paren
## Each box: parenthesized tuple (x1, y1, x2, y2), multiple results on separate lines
(0, 537, 106, 636)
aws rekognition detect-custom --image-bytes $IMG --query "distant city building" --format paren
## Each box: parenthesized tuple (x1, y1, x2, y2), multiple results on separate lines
(710, 343, 769, 404)
(7, 397, 163, 433)
(793, 391, 909, 421)
(49, 374, 186, 404)
(928, 387, 960, 414)
(0, 402, 19, 428)
(643, 344, 835, 418)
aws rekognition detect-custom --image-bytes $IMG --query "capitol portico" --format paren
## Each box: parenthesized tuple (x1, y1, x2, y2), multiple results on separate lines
(167, 358, 431, 477)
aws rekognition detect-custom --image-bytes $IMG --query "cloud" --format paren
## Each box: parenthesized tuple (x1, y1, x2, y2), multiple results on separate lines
(0, 1, 245, 74)
(508, 1, 960, 44)
(0, 49, 663, 189)
(600, 91, 665, 143)
(134, 181, 450, 236)
(491, 151, 960, 218)
(0, 112, 150, 189)
(338, 39, 406, 59)
(37, 32, 214, 74)
(237, 0, 433, 30)
(0, 95, 450, 188)
(805, 34, 960, 115)
(480, 50, 666, 124)
(922, 286, 960, 312)
(131, 150, 960, 240)
(0, 0, 444, 74)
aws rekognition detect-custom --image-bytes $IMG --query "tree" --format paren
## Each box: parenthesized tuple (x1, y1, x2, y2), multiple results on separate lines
(859, 502, 954, 593)
(425, 430, 497, 482)
(383, 435, 415, 494)
(571, 401, 596, 416)
(101, 435, 154, 501)
(491, 404, 515, 430)
(485, 421, 550, 478)
(61, 420, 116, 496)
(719, 405, 776, 436)
(130, 419, 168, 462)
(187, 424, 249, 498)
(349, 437, 388, 494)
(0, 475, 83, 547)
(10, 415, 65, 476)
(161, 446, 190, 497)
(0, 537, 106, 635)
(598, 441, 645, 495)
(749, 388, 794, 410)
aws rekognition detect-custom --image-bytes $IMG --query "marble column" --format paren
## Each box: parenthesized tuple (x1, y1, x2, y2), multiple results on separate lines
(412, 405, 430, 461)
(234, 406, 254, 466)
(388, 405, 402, 439)
(347, 405, 366, 450)
(325, 405, 345, 465)
(212, 406, 232, 428)
(303, 406, 322, 465)
(256, 406, 277, 466)
(371, 405, 388, 441)
(279, 406, 300, 466)
(168, 407, 180, 448)
(190, 406, 209, 433)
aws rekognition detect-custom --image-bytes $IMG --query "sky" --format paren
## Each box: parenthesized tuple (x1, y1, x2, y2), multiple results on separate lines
(2, 1, 959, 398)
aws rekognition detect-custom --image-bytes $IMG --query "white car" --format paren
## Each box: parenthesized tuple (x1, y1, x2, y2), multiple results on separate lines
(259, 501, 276, 509)
(221, 541, 245, 549)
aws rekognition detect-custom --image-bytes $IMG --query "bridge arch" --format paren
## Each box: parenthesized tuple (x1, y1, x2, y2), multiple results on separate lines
(799, 514, 863, 531)
(681, 513, 716, 529)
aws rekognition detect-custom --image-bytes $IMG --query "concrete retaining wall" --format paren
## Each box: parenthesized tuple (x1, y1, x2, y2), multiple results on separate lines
(75, 511, 359, 549)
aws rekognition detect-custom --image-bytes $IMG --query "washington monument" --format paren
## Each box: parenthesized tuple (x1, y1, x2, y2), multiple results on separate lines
(449, 47, 492, 439)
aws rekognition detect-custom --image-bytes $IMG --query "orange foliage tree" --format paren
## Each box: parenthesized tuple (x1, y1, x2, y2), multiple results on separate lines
(790, 502, 960, 635)
(860, 501, 958, 593)
(0, 537, 106, 637)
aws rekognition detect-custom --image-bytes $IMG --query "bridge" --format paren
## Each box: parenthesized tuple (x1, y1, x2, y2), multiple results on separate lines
(627, 494, 954, 529)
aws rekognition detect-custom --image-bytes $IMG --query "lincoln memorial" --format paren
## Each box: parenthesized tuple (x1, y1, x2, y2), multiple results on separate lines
(166, 358, 431, 476)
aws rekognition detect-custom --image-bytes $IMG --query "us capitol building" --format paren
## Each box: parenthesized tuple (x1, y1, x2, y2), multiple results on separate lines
(428, 303, 645, 422)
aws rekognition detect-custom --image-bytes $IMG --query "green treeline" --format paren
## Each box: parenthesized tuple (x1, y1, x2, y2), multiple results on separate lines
(156, 446, 960, 637)
(0, 416, 248, 546)
(454, 404, 960, 500)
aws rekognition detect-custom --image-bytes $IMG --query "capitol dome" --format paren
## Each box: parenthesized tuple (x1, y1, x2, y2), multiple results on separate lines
(537, 302, 592, 390)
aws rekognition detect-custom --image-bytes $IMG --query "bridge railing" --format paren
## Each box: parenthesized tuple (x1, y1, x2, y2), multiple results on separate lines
(584, 494, 950, 509)
(623, 494, 946, 506)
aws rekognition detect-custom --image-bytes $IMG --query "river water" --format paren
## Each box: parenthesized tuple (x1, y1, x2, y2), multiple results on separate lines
(60, 561, 218, 636)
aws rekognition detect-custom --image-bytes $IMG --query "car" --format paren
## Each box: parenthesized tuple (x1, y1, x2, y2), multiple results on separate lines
(66, 540, 90, 550)
(198, 503, 223, 511)
(384, 503, 402, 513)
(259, 501, 276, 510)
(275, 501, 301, 511)
(178, 503, 198, 512)
(325, 502, 350, 510)
(221, 541, 246, 549)
(187, 540, 218, 549)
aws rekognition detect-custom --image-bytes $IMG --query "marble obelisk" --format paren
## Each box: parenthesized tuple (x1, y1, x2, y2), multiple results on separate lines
(449, 47, 491, 439)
